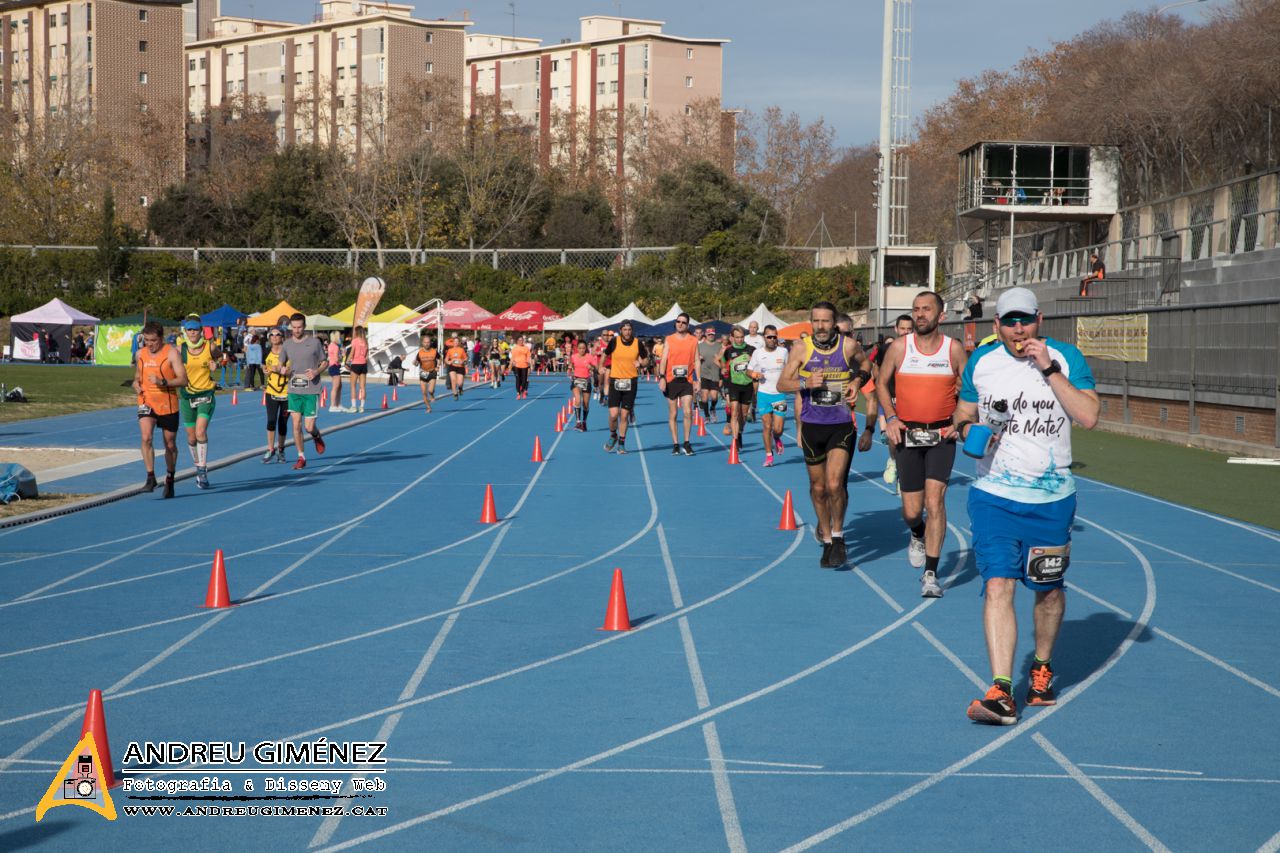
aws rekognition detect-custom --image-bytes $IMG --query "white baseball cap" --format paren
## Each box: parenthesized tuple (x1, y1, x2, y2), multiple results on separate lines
(995, 287, 1039, 318)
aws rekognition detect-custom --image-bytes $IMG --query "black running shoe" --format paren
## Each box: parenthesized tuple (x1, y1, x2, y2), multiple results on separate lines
(820, 541, 834, 568)
(968, 684, 1018, 725)
(143, 474, 157, 492)
(827, 538, 846, 568)
(1026, 663, 1057, 706)
(682, 442, 694, 456)
(672, 443, 681, 456)
(162, 475, 175, 499)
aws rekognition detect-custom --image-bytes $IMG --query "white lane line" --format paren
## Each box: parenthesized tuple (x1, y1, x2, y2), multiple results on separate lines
(1259, 825, 1280, 853)
(853, 567, 904, 614)
(1077, 763, 1202, 776)
(311, 420, 571, 848)
(1033, 733, 1172, 853)
(777, 517, 1158, 852)
(1121, 532, 1280, 594)
(660, 523, 746, 853)
(1078, 476, 1280, 543)
(715, 759, 824, 770)
(912, 623, 986, 689)
(0, 391, 539, 773)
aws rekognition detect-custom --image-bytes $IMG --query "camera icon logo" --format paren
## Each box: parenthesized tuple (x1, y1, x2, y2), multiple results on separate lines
(62, 755, 97, 800)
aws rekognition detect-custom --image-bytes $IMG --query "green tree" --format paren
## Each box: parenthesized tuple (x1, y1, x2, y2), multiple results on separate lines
(633, 161, 779, 246)
(536, 186, 618, 248)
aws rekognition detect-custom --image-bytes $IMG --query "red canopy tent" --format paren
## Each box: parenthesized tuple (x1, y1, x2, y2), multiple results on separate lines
(476, 301, 562, 332)
(417, 300, 495, 330)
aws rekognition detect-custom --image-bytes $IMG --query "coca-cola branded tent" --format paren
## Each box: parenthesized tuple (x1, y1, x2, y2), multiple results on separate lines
(476, 302, 562, 332)
(417, 301, 495, 330)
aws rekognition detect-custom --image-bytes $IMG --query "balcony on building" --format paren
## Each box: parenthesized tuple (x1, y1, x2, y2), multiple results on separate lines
(956, 141, 1120, 222)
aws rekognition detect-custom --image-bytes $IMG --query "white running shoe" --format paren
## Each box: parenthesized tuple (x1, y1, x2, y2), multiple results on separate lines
(883, 457, 898, 485)
(908, 535, 926, 568)
(920, 572, 943, 598)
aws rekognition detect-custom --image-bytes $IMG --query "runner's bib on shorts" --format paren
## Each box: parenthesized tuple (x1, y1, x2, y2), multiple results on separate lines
(185, 393, 213, 407)
(573, 378, 589, 390)
(904, 428, 942, 448)
(672, 366, 688, 379)
(614, 378, 632, 391)
(1026, 543, 1070, 584)
(290, 376, 310, 389)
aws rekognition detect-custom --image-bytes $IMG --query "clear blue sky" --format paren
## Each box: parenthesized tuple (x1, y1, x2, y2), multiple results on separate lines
(223, 0, 1219, 149)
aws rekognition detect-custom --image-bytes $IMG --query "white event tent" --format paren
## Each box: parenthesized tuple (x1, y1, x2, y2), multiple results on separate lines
(544, 302, 608, 331)
(589, 301, 654, 331)
(651, 302, 698, 324)
(735, 303, 787, 330)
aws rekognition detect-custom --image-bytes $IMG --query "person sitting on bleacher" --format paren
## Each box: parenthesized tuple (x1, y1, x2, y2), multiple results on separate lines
(1080, 252, 1105, 297)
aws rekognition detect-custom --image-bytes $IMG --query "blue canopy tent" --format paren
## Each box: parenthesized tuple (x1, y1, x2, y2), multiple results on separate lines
(645, 318, 735, 338)
(585, 320, 661, 339)
(200, 303, 249, 328)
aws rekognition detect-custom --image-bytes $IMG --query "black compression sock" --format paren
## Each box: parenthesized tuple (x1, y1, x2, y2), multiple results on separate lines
(910, 522, 926, 539)
(924, 555, 939, 574)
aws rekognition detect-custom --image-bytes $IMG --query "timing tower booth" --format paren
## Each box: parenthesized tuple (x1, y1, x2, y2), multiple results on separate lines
(869, 246, 937, 327)
(953, 141, 1120, 300)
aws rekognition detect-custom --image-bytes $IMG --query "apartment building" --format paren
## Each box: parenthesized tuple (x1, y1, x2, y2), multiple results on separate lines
(184, 0, 467, 158)
(0, 0, 192, 221)
(465, 16, 729, 174)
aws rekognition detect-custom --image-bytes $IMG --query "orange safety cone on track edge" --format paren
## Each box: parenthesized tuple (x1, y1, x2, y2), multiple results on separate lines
(201, 549, 234, 608)
(231, 389, 238, 405)
(599, 568, 632, 631)
(531, 435, 544, 462)
(727, 439, 741, 465)
(479, 484, 499, 523)
(697, 418, 707, 437)
(81, 689, 121, 789)
(381, 393, 388, 409)
(778, 489, 799, 531)
(392, 387, 398, 401)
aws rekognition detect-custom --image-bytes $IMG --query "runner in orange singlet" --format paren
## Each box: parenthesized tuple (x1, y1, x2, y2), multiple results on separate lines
(132, 321, 187, 499)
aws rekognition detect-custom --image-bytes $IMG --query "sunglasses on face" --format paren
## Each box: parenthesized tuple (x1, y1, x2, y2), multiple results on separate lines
(999, 314, 1037, 328)
(676, 320, 688, 325)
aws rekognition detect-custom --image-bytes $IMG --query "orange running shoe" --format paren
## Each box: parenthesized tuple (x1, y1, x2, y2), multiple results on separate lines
(968, 684, 1017, 725)
(1026, 662, 1057, 706)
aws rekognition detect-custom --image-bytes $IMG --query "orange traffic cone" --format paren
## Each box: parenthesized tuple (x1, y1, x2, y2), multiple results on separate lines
(599, 568, 632, 631)
(231, 389, 238, 406)
(320, 387, 328, 408)
(392, 387, 398, 401)
(381, 393, 389, 409)
(778, 489, 799, 531)
(531, 436, 544, 462)
(697, 418, 707, 437)
(479, 484, 499, 523)
(80, 689, 120, 789)
(554, 410, 564, 433)
(261, 391, 266, 406)
(727, 439, 741, 465)
(201, 549, 234, 608)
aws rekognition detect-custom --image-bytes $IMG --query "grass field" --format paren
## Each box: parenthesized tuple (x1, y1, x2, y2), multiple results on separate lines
(0, 364, 140, 423)
(1071, 427, 1279, 530)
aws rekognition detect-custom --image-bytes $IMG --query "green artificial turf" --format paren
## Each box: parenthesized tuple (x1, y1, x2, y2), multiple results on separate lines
(0, 364, 139, 423)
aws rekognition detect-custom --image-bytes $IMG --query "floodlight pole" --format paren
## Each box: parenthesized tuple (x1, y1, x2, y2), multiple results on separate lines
(874, 0, 893, 330)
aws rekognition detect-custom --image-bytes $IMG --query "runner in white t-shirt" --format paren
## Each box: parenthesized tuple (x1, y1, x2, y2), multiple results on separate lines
(744, 321, 767, 424)
(747, 324, 790, 467)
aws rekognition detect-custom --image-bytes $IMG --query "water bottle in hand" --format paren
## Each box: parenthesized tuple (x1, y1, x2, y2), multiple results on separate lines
(963, 399, 1010, 459)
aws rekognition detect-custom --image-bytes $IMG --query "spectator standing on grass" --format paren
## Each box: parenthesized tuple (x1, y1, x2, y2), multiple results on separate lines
(244, 334, 264, 389)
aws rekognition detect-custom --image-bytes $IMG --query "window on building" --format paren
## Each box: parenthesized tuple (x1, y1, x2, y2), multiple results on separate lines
(139, 101, 148, 112)
(337, 37, 345, 51)
(49, 14, 56, 29)
(597, 54, 605, 67)
(338, 67, 345, 79)
(686, 48, 693, 59)
(337, 96, 345, 108)
(684, 104, 692, 115)
(85, 4, 91, 30)
(139, 40, 147, 52)
(685, 75, 693, 87)
(189, 58, 196, 71)
(378, 56, 384, 82)
(424, 119, 433, 132)
(139, 71, 147, 84)
(551, 59, 559, 72)
(349, 64, 356, 73)
(49, 73, 57, 83)
(596, 82, 604, 95)
(139, 9, 147, 22)
(87, 36, 91, 61)
(609, 80, 617, 93)
(610, 52, 618, 65)
(295, 43, 302, 56)
(550, 87, 558, 99)
(424, 61, 433, 73)
(87, 67, 92, 91)
(199, 57, 206, 69)
(139, 195, 150, 207)
(424, 32, 432, 43)
(60, 11, 68, 26)
(189, 85, 195, 98)
(295, 72, 301, 85)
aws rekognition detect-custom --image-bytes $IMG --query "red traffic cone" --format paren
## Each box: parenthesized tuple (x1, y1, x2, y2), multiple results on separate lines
(599, 568, 632, 631)
(727, 439, 741, 465)
(778, 489, 799, 531)
(381, 393, 389, 410)
(479, 484, 499, 523)
(531, 436, 544, 462)
(320, 387, 328, 408)
(80, 689, 120, 789)
(261, 391, 266, 406)
(201, 549, 234, 608)
(697, 418, 707, 437)
(392, 386, 398, 401)
(554, 410, 564, 433)
(231, 389, 238, 406)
